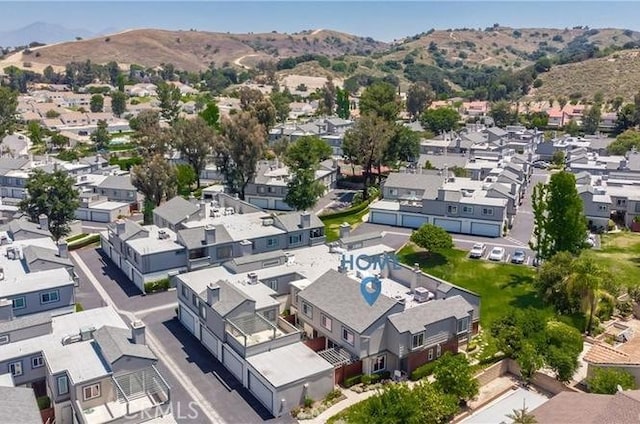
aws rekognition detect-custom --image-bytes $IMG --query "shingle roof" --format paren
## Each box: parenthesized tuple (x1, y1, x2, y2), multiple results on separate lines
(153, 196, 200, 225)
(2, 219, 51, 239)
(532, 390, 640, 424)
(93, 326, 156, 364)
(384, 172, 442, 199)
(0, 157, 29, 170)
(275, 212, 323, 232)
(298, 269, 400, 333)
(107, 219, 147, 241)
(97, 175, 135, 191)
(387, 295, 473, 334)
(584, 342, 640, 365)
(210, 279, 251, 317)
(22, 245, 73, 270)
(0, 386, 41, 424)
(486, 127, 508, 137)
(177, 225, 232, 249)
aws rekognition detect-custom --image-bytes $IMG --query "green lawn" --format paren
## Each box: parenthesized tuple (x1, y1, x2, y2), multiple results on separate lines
(592, 232, 640, 288)
(321, 206, 370, 242)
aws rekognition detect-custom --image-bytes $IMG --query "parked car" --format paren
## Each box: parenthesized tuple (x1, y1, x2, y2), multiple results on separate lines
(469, 243, 486, 259)
(532, 161, 550, 169)
(511, 250, 526, 264)
(489, 247, 505, 261)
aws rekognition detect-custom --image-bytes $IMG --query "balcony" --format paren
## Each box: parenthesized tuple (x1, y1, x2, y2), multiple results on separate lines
(226, 314, 301, 357)
(74, 366, 170, 424)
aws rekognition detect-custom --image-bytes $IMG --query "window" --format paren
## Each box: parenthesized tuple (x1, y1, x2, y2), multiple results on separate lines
(216, 246, 232, 259)
(57, 375, 69, 395)
(181, 284, 188, 299)
(436, 344, 442, 358)
(302, 302, 313, 318)
(0, 334, 8, 344)
(389, 188, 398, 196)
(262, 259, 280, 267)
(199, 302, 206, 319)
(12, 297, 25, 310)
(598, 205, 608, 212)
(321, 314, 332, 331)
(373, 355, 386, 372)
(9, 361, 22, 376)
(428, 349, 434, 361)
(447, 205, 458, 214)
(289, 234, 302, 245)
(40, 290, 60, 304)
(134, 253, 139, 264)
(189, 248, 206, 260)
(481, 208, 494, 216)
(83, 383, 101, 400)
(310, 228, 324, 239)
(258, 186, 265, 194)
(266, 238, 279, 248)
(191, 293, 198, 307)
(342, 327, 354, 345)
(462, 205, 474, 214)
(412, 332, 424, 349)
(457, 317, 469, 334)
(617, 199, 626, 206)
(267, 186, 275, 193)
(262, 309, 276, 321)
(266, 280, 278, 291)
(32, 356, 44, 368)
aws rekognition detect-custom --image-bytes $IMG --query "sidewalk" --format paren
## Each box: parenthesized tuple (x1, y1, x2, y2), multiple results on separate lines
(306, 389, 377, 424)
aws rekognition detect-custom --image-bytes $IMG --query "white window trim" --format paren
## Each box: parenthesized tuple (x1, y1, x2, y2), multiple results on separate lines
(428, 348, 434, 361)
(482, 208, 494, 216)
(12, 297, 26, 310)
(321, 314, 332, 331)
(31, 356, 44, 369)
(57, 375, 69, 395)
(463, 206, 474, 214)
(457, 317, 469, 334)
(412, 332, 424, 349)
(373, 354, 386, 372)
(342, 327, 355, 346)
(302, 302, 313, 318)
(436, 344, 442, 358)
(448, 205, 458, 214)
(40, 290, 60, 304)
(0, 334, 8, 344)
(9, 361, 22, 376)
(83, 383, 101, 401)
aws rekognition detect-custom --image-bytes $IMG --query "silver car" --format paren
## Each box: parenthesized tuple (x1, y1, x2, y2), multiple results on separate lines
(469, 243, 486, 259)
(489, 247, 505, 261)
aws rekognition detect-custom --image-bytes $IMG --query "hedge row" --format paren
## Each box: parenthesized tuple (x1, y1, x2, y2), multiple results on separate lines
(66, 233, 88, 243)
(343, 370, 391, 388)
(144, 278, 170, 294)
(68, 234, 100, 250)
(410, 360, 439, 381)
(319, 198, 371, 222)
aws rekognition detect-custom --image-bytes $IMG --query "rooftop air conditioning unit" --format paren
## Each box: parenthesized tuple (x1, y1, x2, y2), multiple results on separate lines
(413, 287, 431, 303)
(394, 295, 406, 304)
(247, 272, 259, 284)
(79, 326, 96, 341)
(158, 230, 169, 240)
(262, 218, 274, 226)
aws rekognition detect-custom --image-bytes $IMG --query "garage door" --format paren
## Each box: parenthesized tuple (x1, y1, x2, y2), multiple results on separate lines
(201, 327, 219, 359)
(179, 306, 196, 335)
(90, 211, 110, 222)
(370, 211, 397, 226)
(471, 222, 501, 237)
(434, 218, 462, 233)
(248, 372, 273, 412)
(223, 346, 244, 381)
(401, 215, 428, 229)
(248, 198, 269, 209)
(275, 200, 293, 211)
(75, 209, 89, 220)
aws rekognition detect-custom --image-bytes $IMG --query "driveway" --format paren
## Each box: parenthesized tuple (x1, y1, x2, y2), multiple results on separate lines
(314, 189, 359, 215)
(507, 169, 550, 247)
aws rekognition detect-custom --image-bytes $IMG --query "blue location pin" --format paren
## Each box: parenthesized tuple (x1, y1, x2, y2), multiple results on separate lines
(360, 276, 382, 306)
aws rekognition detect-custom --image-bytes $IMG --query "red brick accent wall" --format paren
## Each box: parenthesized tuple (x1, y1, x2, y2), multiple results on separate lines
(407, 337, 459, 373)
(304, 336, 326, 352)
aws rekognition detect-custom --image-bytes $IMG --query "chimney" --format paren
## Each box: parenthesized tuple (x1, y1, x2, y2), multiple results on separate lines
(57, 241, 68, 259)
(510, 183, 517, 196)
(339, 222, 350, 239)
(131, 320, 146, 345)
(207, 283, 220, 306)
(95, 154, 100, 163)
(115, 219, 126, 235)
(199, 202, 207, 218)
(204, 224, 216, 245)
(240, 240, 253, 256)
(411, 263, 420, 292)
(39, 214, 49, 230)
(300, 212, 311, 229)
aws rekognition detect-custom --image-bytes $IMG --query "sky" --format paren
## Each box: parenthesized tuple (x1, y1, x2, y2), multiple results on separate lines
(2, 1, 640, 41)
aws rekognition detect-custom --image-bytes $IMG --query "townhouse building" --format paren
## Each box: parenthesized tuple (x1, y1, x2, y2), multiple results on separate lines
(244, 159, 338, 211)
(269, 117, 354, 157)
(0, 306, 170, 424)
(0, 373, 42, 424)
(578, 171, 640, 230)
(100, 193, 326, 292)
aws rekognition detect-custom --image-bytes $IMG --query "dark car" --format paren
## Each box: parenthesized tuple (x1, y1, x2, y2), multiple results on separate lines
(511, 250, 526, 264)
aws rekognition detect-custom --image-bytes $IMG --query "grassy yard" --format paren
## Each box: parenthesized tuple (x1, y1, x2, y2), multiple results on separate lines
(321, 206, 370, 242)
(592, 232, 640, 289)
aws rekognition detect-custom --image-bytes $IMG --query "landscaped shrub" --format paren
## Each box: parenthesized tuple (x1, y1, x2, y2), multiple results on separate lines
(343, 374, 362, 388)
(324, 389, 343, 404)
(37, 396, 51, 410)
(410, 361, 438, 381)
(66, 233, 88, 243)
(303, 396, 313, 408)
(319, 199, 370, 222)
(68, 234, 100, 250)
(144, 278, 171, 293)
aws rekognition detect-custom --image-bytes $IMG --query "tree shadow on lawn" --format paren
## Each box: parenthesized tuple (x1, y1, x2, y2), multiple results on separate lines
(627, 256, 640, 267)
(398, 250, 449, 268)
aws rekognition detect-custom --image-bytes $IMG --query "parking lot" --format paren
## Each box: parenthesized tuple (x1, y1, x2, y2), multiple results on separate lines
(467, 242, 535, 266)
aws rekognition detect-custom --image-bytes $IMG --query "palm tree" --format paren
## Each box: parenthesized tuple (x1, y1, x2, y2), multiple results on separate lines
(507, 401, 537, 424)
(565, 256, 607, 335)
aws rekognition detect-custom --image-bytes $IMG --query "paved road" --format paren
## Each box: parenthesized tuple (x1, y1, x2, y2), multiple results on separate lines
(71, 247, 289, 424)
(314, 189, 358, 215)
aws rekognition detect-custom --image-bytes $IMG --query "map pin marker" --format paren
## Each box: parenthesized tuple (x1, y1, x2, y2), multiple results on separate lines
(360, 276, 381, 306)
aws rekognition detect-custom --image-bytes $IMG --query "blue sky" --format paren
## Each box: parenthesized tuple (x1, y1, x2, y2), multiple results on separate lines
(2, 1, 640, 41)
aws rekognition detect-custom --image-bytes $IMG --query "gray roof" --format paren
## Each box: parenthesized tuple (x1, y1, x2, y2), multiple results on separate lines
(384, 172, 441, 199)
(0, 386, 41, 424)
(486, 127, 508, 137)
(587, 137, 615, 151)
(387, 295, 474, 334)
(107, 219, 147, 241)
(230, 249, 284, 266)
(93, 326, 156, 364)
(275, 212, 323, 232)
(339, 232, 382, 246)
(488, 183, 515, 199)
(97, 175, 135, 191)
(497, 169, 522, 183)
(418, 154, 468, 170)
(211, 279, 251, 317)
(404, 121, 426, 132)
(0, 157, 29, 170)
(2, 219, 51, 239)
(298, 269, 400, 333)
(325, 117, 351, 127)
(154, 196, 200, 225)
(461, 132, 487, 145)
(22, 245, 73, 270)
(0, 311, 52, 334)
(177, 225, 232, 250)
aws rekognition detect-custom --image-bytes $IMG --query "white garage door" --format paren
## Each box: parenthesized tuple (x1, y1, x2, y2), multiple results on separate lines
(471, 222, 501, 237)
(370, 211, 397, 226)
(434, 218, 462, 233)
(275, 200, 293, 211)
(248, 198, 269, 209)
(201, 327, 219, 359)
(90, 211, 110, 222)
(402, 215, 428, 229)
(179, 306, 196, 335)
(223, 346, 244, 381)
(75, 209, 89, 220)
(248, 372, 273, 412)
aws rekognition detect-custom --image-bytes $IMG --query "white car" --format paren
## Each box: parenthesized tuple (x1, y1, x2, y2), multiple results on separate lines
(469, 243, 486, 259)
(489, 247, 505, 261)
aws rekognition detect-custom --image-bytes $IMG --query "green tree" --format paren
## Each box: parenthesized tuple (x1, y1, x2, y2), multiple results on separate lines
(410, 224, 454, 252)
(420, 107, 460, 134)
(564, 119, 581, 136)
(322, 77, 336, 115)
(282, 136, 332, 211)
(566, 256, 607, 335)
(90, 120, 111, 151)
(131, 153, 178, 206)
(526, 111, 549, 129)
(413, 383, 460, 424)
(130, 110, 171, 156)
(433, 352, 479, 402)
(45, 109, 60, 118)
(535, 252, 577, 313)
(50, 133, 69, 149)
(27, 121, 43, 145)
(239, 87, 276, 131)
(406, 82, 434, 120)
(284, 168, 326, 211)
(613, 104, 636, 136)
(19, 169, 80, 241)
(608, 129, 640, 155)
(507, 404, 538, 424)
(269, 91, 291, 123)
(336, 87, 350, 119)
(283, 136, 332, 169)
(582, 104, 601, 135)
(612, 96, 624, 112)
(175, 163, 197, 195)
(199, 101, 221, 130)
(359, 81, 399, 122)
(0, 87, 18, 139)
(111, 91, 126, 117)
(530, 182, 551, 260)
(172, 117, 216, 188)
(544, 320, 583, 382)
(216, 111, 266, 200)
(90, 94, 104, 113)
(386, 125, 420, 164)
(588, 368, 637, 394)
(489, 101, 518, 127)
(551, 150, 565, 167)
(157, 82, 182, 125)
(517, 342, 544, 384)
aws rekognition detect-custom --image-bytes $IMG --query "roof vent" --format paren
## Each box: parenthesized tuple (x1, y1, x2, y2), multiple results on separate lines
(247, 272, 258, 284)
(158, 230, 170, 240)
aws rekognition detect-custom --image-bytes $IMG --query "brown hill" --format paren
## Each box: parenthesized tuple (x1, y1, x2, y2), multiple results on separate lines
(2, 28, 388, 72)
